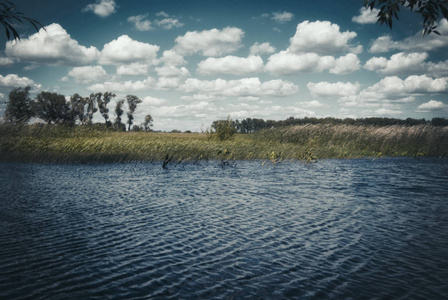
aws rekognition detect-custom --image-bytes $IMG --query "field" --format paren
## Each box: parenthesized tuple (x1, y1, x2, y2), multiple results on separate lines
(0, 123, 447, 163)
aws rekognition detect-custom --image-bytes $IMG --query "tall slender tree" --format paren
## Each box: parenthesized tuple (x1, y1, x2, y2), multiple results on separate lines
(125, 95, 142, 131)
(69, 93, 87, 125)
(86, 93, 98, 125)
(114, 99, 125, 131)
(96, 92, 115, 127)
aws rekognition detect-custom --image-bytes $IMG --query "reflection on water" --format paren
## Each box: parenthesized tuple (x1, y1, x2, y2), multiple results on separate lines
(1, 158, 448, 299)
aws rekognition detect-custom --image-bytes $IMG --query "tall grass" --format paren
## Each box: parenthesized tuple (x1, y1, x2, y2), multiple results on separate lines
(1, 123, 447, 163)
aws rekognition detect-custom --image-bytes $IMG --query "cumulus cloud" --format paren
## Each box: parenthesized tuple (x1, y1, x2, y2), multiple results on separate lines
(99, 35, 159, 65)
(307, 81, 361, 98)
(352, 75, 448, 105)
(128, 15, 153, 31)
(117, 63, 150, 75)
(329, 53, 360, 74)
(289, 20, 360, 55)
(0, 74, 37, 88)
(159, 50, 187, 66)
(5, 23, 99, 66)
(87, 77, 155, 92)
(142, 96, 167, 106)
(155, 66, 190, 77)
(250, 42, 276, 55)
(265, 51, 359, 75)
(83, 0, 117, 18)
(174, 27, 244, 56)
(156, 18, 184, 29)
(369, 19, 448, 53)
(67, 66, 107, 83)
(271, 11, 294, 23)
(0, 57, 14, 66)
(181, 77, 298, 97)
(416, 100, 447, 112)
(352, 7, 380, 24)
(300, 100, 326, 108)
(197, 55, 264, 75)
(364, 52, 428, 75)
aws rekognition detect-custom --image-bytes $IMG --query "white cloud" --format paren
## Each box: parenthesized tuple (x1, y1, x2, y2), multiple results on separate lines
(0, 57, 14, 66)
(197, 55, 264, 75)
(272, 11, 294, 23)
(5, 23, 99, 66)
(155, 66, 190, 77)
(416, 100, 447, 112)
(364, 52, 428, 74)
(68, 66, 107, 83)
(157, 18, 184, 29)
(99, 35, 159, 65)
(174, 27, 244, 56)
(83, 0, 117, 18)
(142, 96, 167, 106)
(265, 51, 359, 75)
(375, 107, 403, 115)
(307, 81, 361, 98)
(117, 63, 150, 75)
(369, 19, 448, 53)
(128, 15, 153, 31)
(250, 42, 276, 55)
(160, 50, 187, 67)
(0, 74, 37, 88)
(329, 53, 360, 74)
(289, 20, 360, 55)
(300, 100, 326, 108)
(352, 7, 380, 24)
(181, 77, 298, 97)
(87, 77, 155, 92)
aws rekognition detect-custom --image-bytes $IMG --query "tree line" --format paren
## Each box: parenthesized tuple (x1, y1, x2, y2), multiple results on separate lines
(3, 86, 153, 131)
(211, 116, 448, 135)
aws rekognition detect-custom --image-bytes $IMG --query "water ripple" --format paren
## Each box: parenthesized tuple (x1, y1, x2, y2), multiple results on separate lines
(1, 158, 448, 299)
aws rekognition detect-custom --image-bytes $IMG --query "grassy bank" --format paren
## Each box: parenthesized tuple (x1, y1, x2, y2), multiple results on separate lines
(0, 123, 447, 163)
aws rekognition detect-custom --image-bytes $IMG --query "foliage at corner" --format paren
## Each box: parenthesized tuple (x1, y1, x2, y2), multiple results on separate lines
(0, 0, 44, 40)
(208, 117, 238, 141)
(365, 0, 448, 35)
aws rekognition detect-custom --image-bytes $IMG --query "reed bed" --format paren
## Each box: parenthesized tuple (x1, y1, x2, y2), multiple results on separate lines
(0, 123, 447, 163)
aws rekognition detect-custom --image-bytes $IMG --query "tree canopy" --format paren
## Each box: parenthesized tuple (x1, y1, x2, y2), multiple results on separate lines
(365, 0, 448, 35)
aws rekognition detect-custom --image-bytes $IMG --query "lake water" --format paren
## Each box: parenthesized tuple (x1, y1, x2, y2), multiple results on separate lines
(1, 158, 447, 299)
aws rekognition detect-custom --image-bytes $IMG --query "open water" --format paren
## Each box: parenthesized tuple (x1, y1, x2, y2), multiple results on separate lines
(0, 158, 448, 299)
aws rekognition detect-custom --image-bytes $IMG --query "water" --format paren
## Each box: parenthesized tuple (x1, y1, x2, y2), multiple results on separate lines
(0, 158, 447, 299)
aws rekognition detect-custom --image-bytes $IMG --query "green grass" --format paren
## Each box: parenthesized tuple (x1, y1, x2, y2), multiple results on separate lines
(0, 123, 447, 163)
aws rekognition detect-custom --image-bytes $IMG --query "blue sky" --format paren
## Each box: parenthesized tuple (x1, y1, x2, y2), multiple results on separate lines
(1, 0, 447, 131)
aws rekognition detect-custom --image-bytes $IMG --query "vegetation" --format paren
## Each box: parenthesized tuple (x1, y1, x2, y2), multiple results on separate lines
(365, 0, 448, 35)
(0, 0, 44, 40)
(0, 121, 446, 164)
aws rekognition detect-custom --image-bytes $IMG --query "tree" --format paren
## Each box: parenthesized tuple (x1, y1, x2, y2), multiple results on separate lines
(365, 0, 448, 35)
(33, 91, 70, 124)
(0, 0, 44, 40)
(114, 99, 126, 131)
(69, 93, 87, 125)
(4, 85, 33, 123)
(142, 114, 153, 132)
(125, 95, 142, 131)
(95, 91, 115, 127)
(209, 117, 237, 141)
(85, 93, 98, 125)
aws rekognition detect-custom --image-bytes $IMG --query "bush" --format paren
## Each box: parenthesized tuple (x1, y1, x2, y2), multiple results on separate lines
(208, 117, 237, 141)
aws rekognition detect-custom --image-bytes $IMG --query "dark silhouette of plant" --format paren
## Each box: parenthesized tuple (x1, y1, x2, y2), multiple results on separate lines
(125, 95, 142, 131)
(85, 93, 98, 125)
(4, 85, 33, 123)
(365, 0, 448, 35)
(142, 114, 153, 132)
(114, 99, 125, 131)
(0, 0, 44, 40)
(33, 91, 70, 124)
(69, 93, 88, 125)
(95, 92, 115, 127)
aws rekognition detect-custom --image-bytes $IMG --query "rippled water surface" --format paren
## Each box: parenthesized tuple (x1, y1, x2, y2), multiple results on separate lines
(1, 158, 448, 299)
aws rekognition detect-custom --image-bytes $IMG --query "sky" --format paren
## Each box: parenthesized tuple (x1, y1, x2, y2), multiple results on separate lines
(0, 0, 447, 131)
